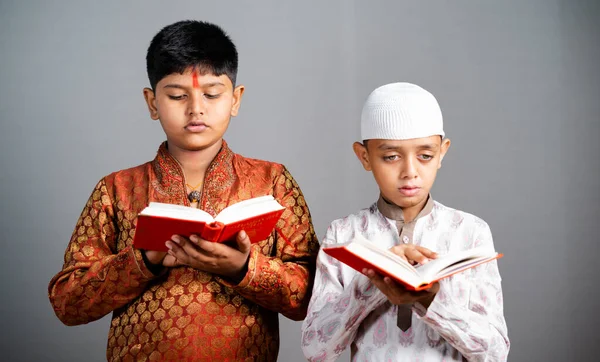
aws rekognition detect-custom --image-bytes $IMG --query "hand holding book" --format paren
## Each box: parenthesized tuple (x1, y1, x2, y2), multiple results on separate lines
(362, 243, 440, 307)
(133, 195, 285, 252)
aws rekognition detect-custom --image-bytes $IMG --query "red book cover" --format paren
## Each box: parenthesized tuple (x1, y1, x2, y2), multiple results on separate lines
(132, 197, 285, 252)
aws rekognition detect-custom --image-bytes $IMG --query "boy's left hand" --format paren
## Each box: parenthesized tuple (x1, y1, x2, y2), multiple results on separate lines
(163, 230, 251, 283)
(364, 269, 439, 308)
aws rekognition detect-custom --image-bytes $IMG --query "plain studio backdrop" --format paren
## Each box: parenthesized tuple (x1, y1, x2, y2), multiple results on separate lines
(1, 1, 598, 361)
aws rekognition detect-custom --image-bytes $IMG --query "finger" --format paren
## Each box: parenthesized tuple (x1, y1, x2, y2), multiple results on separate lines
(388, 246, 409, 262)
(404, 248, 431, 265)
(192, 235, 219, 254)
(166, 240, 190, 264)
(236, 230, 251, 254)
(415, 245, 438, 259)
(171, 234, 188, 246)
(176, 235, 214, 259)
(367, 272, 387, 290)
(364, 269, 386, 286)
(424, 282, 440, 294)
(189, 234, 201, 245)
(162, 254, 179, 267)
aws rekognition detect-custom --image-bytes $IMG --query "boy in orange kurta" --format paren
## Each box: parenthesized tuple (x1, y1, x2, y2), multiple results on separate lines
(48, 20, 319, 362)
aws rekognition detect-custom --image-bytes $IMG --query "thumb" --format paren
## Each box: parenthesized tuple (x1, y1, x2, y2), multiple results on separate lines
(236, 230, 251, 253)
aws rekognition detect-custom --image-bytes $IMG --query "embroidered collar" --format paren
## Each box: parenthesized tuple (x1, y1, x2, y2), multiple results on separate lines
(376, 194, 434, 223)
(151, 140, 236, 215)
(153, 140, 234, 184)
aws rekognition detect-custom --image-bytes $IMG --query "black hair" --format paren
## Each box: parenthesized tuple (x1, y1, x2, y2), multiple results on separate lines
(146, 20, 238, 90)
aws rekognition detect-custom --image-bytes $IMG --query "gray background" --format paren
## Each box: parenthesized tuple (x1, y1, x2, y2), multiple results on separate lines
(1, 0, 598, 361)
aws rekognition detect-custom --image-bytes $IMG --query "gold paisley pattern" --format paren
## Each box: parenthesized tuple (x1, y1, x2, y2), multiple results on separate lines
(48, 141, 319, 361)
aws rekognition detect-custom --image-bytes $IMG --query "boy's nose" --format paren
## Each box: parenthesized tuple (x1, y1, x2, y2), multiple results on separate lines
(188, 94, 206, 116)
(400, 158, 418, 179)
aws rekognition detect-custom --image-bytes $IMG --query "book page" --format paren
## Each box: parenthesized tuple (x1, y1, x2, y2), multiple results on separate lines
(215, 195, 284, 224)
(344, 242, 424, 287)
(416, 247, 497, 283)
(140, 202, 213, 222)
(432, 255, 499, 280)
(344, 234, 425, 287)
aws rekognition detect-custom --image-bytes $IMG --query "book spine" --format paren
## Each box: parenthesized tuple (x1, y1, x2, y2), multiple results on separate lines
(201, 221, 225, 242)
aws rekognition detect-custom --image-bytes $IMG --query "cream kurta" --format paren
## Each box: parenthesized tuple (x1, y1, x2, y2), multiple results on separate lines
(301, 199, 509, 362)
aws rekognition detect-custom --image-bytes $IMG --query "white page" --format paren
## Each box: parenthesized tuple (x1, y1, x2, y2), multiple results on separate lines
(215, 195, 284, 224)
(416, 247, 497, 282)
(344, 242, 424, 287)
(140, 202, 213, 222)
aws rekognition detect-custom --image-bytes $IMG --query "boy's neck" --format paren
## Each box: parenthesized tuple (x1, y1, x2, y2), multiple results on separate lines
(167, 139, 223, 183)
(380, 195, 431, 223)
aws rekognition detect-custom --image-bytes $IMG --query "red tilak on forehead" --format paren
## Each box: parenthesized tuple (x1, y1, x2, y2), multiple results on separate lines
(192, 71, 199, 88)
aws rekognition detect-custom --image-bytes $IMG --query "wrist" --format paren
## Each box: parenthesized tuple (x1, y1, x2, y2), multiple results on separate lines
(141, 250, 165, 276)
(417, 292, 436, 309)
(227, 255, 250, 284)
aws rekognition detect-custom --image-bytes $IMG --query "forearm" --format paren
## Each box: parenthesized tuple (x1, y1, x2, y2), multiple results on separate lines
(48, 245, 156, 326)
(219, 247, 314, 321)
(414, 267, 509, 361)
(301, 274, 388, 362)
(416, 300, 509, 361)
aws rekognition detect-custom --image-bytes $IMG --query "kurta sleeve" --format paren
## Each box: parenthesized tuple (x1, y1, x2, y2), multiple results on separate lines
(300, 225, 388, 362)
(413, 221, 510, 361)
(48, 178, 158, 326)
(218, 166, 320, 321)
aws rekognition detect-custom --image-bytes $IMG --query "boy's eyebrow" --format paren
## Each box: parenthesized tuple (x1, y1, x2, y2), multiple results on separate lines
(377, 143, 439, 150)
(377, 143, 401, 150)
(416, 143, 439, 150)
(162, 82, 225, 90)
(202, 82, 226, 88)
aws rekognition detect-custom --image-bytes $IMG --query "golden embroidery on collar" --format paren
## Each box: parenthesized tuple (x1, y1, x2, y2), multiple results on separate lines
(150, 140, 236, 214)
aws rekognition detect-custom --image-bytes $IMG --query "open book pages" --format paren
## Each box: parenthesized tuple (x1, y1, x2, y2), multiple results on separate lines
(139, 195, 283, 224)
(214, 195, 284, 224)
(330, 233, 499, 288)
(339, 235, 424, 287)
(415, 247, 499, 282)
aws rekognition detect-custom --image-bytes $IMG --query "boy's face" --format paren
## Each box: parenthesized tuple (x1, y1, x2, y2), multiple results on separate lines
(353, 136, 451, 219)
(143, 68, 244, 153)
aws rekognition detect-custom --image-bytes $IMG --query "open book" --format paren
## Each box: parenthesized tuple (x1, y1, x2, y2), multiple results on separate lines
(133, 195, 285, 252)
(323, 234, 503, 291)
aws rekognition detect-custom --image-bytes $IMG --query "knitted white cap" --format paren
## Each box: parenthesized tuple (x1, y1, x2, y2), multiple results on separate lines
(361, 82, 444, 140)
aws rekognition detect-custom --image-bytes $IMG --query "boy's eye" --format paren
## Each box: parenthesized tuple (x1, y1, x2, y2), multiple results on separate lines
(383, 155, 399, 161)
(419, 154, 434, 161)
(168, 95, 186, 100)
(204, 93, 221, 99)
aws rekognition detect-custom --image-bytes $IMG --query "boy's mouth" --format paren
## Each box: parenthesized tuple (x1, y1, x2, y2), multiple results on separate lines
(398, 186, 420, 197)
(185, 121, 208, 132)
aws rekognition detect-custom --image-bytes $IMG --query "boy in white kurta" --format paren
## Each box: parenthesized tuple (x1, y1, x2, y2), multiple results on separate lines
(301, 83, 509, 361)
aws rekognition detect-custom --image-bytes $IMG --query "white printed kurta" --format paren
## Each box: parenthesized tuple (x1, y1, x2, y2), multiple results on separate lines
(301, 198, 509, 362)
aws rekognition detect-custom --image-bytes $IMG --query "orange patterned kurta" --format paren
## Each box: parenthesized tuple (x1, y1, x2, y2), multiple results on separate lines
(48, 140, 319, 361)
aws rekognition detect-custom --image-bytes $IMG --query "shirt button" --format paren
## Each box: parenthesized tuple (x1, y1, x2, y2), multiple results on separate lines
(402, 236, 409, 243)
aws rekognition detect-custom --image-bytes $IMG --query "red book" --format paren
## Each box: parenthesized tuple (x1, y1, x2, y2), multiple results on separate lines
(133, 195, 285, 252)
(323, 234, 503, 291)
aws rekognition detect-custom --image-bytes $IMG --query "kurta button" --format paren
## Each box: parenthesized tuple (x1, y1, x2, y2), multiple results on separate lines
(402, 236, 409, 243)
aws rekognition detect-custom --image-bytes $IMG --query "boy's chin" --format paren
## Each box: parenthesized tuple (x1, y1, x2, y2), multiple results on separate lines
(168, 137, 223, 152)
(383, 193, 428, 210)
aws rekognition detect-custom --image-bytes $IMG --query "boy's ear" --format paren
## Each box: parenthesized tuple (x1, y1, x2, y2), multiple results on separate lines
(143, 88, 159, 120)
(230, 85, 245, 117)
(438, 138, 451, 169)
(353, 142, 372, 171)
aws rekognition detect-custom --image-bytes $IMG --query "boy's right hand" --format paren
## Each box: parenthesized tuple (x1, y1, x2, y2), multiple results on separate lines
(389, 244, 438, 265)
